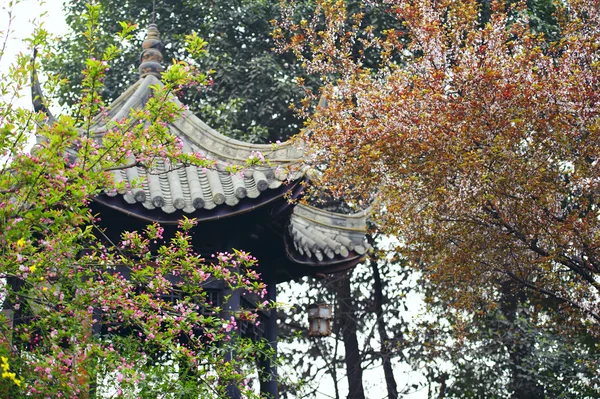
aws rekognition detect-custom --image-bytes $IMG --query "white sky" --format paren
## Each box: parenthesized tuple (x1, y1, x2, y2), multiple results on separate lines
(1, 0, 67, 110)
(1, 1, 430, 398)
(1, 0, 68, 58)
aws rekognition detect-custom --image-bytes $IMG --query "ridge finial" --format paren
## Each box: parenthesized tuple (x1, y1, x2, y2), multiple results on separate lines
(139, 23, 164, 78)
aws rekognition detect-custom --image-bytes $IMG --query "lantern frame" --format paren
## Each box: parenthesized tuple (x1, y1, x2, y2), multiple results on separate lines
(308, 303, 332, 337)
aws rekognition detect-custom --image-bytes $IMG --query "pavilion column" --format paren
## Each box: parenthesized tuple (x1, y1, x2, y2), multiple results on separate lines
(0, 310, 14, 347)
(1, 277, 21, 347)
(259, 281, 278, 399)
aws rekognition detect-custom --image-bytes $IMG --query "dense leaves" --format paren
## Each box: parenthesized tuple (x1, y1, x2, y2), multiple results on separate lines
(273, 0, 600, 396)
(408, 277, 600, 397)
(47, 0, 313, 143)
(277, 0, 600, 334)
(0, 4, 271, 397)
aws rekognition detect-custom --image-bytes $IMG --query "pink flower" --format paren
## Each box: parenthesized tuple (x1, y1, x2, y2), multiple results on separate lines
(224, 316, 237, 332)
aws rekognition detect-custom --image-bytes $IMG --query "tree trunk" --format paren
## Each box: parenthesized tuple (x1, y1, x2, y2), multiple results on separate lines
(499, 281, 544, 399)
(371, 258, 398, 399)
(334, 271, 366, 399)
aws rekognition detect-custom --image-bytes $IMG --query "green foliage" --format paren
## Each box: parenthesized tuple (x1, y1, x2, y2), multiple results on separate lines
(408, 276, 600, 397)
(49, 0, 401, 144)
(0, 4, 271, 397)
(47, 0, 312, 143)
(518, 0, 560, 40)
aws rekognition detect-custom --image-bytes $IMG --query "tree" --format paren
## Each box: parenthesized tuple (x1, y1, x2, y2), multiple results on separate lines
(0, 4, 270, 397)
(278, 242, 600, 398)
(49, 0, 399, 145)
(404, 273, 600, 397)
(276, 0, 600, 335)
(277, 239, 423, 399)
(46, 0, 317, 144)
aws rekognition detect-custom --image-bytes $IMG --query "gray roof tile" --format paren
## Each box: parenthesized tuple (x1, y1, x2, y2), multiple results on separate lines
(97, 76, 306, 214)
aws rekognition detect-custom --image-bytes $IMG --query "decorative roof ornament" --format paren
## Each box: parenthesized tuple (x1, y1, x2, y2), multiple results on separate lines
(139, 24, 164, 78)
(30, 48, 55, 124)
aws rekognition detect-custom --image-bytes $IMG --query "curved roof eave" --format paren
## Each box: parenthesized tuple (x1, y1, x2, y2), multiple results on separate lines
(86, 74, 307, 216)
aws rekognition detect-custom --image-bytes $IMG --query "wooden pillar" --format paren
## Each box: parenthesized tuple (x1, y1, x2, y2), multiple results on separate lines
(0, 310, 14, 347)
(1, 277, 21, 349)
(259, 281, 278, 399)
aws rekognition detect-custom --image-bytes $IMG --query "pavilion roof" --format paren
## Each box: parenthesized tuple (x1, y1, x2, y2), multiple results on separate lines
(84, 24, 371, 273)
(92, 74, 305, 214)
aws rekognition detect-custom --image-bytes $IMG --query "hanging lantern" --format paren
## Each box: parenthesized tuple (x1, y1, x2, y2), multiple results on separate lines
(308, 303, 332, 337)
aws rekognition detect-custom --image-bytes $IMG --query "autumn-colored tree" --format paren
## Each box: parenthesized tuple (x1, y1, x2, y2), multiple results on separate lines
(0, 4, 271, 397)
(276, 0, 600, 336)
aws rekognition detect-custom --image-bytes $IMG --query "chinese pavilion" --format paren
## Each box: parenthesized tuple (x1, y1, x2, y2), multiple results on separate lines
(36, 24, 370, 399)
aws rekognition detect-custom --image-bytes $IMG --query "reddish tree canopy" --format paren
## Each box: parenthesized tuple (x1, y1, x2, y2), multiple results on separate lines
(276, 0, 600, 332)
